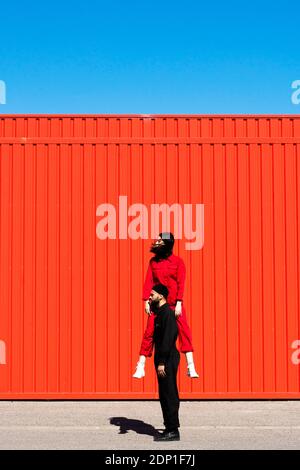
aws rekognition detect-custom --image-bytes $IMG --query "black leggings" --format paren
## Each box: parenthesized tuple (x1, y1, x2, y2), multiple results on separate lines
(155, 350, 180, 432)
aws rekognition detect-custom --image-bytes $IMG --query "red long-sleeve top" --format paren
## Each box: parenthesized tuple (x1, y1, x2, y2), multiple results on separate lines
(142, 253, 186, 306)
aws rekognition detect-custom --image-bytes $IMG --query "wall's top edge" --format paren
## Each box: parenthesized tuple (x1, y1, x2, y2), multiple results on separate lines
(0, 114, 300, 119)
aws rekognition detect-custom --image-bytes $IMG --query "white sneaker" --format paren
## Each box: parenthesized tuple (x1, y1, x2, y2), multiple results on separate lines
(187, 363, 199, 378)
(133, 362, 145, 379)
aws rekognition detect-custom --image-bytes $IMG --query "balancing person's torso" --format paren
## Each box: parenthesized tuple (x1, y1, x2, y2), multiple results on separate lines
(150, 254, 183, 306)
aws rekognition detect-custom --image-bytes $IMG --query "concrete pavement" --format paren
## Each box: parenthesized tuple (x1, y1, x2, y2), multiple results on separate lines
(0, 400, 300, 450)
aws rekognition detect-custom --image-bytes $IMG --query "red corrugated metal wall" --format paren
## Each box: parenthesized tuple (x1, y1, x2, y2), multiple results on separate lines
(0, 115, 300, 399)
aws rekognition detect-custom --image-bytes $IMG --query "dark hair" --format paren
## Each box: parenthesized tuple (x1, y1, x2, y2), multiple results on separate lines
(159, 232, 175, 254)
(152, 283, 169, 299)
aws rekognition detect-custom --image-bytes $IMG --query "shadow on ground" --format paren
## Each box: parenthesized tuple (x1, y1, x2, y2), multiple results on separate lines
(110, 417, 161, 437)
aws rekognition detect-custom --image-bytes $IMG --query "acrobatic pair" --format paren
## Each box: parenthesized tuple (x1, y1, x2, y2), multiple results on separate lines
(133, 232, 199, 379)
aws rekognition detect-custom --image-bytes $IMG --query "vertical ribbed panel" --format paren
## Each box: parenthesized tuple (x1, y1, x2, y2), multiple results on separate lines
(0, 115, 300, 398)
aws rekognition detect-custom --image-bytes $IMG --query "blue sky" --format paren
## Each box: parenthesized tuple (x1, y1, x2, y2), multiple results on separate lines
(0, 0, 299, 114)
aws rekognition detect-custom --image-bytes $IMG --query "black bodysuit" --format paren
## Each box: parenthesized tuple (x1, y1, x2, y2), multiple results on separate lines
(153, 302, 180, 432)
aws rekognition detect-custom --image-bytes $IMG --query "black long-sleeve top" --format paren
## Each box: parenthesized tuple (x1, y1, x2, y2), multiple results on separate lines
(153, 302, 178, 366)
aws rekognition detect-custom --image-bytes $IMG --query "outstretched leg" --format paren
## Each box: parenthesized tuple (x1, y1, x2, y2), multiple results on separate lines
(171, 305, 199, 378)
(185, 351, 199, 378)
(133, 313, 155, 378)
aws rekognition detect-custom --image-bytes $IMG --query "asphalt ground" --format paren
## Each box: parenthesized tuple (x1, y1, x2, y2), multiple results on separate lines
(0, 400, 300, 450)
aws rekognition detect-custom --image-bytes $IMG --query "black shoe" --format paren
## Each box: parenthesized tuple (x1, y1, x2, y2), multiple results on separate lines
(154, 430, 180, 441)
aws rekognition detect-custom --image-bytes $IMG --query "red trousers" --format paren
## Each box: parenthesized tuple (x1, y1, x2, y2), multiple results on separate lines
(139, 304, 194, 357)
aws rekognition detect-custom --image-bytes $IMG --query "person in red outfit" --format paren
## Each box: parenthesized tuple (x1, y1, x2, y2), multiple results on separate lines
(133, 232, 199, 379)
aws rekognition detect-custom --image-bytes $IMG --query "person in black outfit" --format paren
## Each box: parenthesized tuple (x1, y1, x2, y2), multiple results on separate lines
(150, 283, 180, 442)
